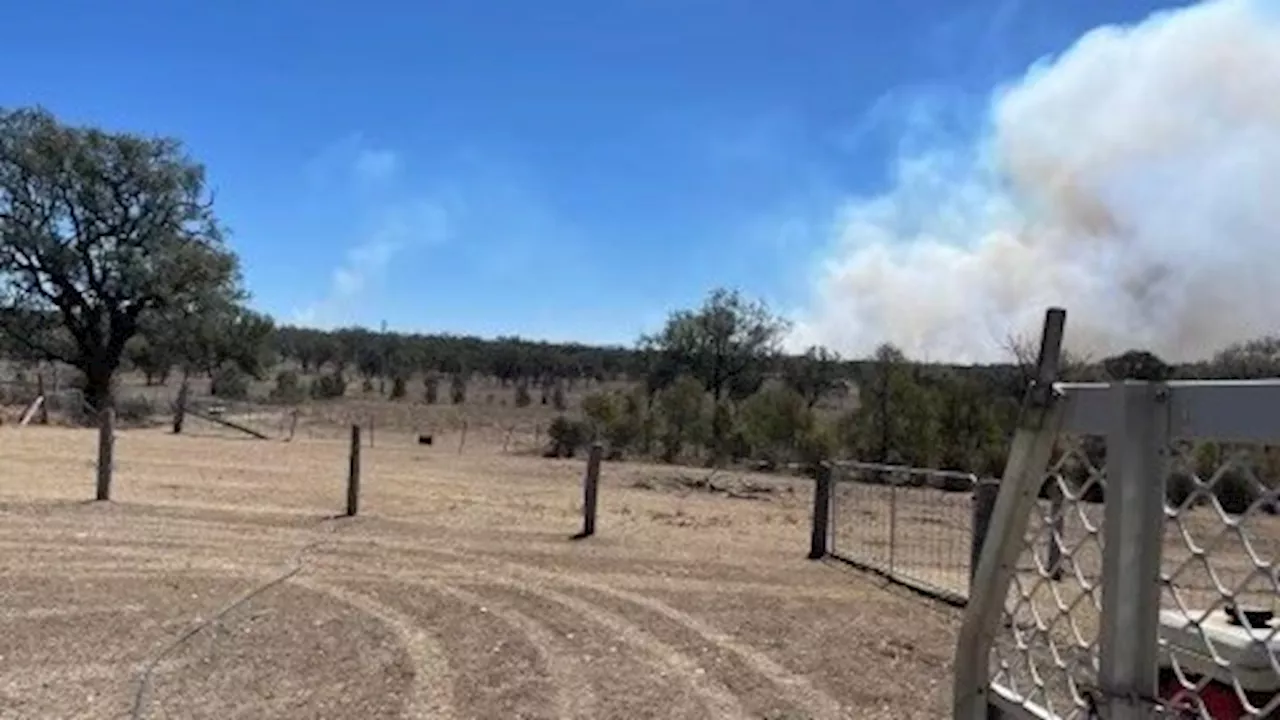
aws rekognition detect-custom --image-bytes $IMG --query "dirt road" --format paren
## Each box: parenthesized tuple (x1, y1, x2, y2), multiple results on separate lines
(0, 427, 960, 719)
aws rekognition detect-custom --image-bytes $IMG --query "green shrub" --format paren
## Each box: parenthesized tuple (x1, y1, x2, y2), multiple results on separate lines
(739, 386, 809, 465)
(310, 371, 347, 400)
(546, 415, 589, 458)
(211, 366, 250, 400)
(657, 375, 707, 463)
(1214, 471, 1262, 515)
(1166, 471, 1198, 509)
(582, 390, 644, 459)
(269, 370, 307, 404)
(115, 395, 155, 426)
(796, 420, 838, 467)
(581, 391, 615, 433)
(390, 375, 407, 400)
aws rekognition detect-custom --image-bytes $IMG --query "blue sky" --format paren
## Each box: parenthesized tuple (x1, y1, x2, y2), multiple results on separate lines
(2, 0, 1195, 346)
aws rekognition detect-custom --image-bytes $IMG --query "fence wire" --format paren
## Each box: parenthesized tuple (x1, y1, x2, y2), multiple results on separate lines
(829, 462, 977, 606)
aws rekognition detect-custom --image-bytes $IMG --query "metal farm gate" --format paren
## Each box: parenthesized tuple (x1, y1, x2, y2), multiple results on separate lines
(955, 310, 1280, 719)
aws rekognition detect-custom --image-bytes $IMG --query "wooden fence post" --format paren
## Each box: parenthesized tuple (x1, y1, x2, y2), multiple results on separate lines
(809, 463, 833, 559)
(346, 424, 361, 517)
(36, 373, 49, 424)
(579, 443, 603, 537)
(970, 478, 1000, 586)
(96, 408, 115, 501)
(172, 381, 189, 434)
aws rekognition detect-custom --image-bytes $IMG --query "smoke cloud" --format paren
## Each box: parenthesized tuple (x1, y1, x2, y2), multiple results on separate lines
(791, 0, 1280, 363)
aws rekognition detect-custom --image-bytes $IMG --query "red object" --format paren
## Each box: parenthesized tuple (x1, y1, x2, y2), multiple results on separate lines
(1160, 676, 1247, 719)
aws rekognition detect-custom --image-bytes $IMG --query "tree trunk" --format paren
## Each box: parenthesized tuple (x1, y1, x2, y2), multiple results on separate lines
(709, 385, 726, 465)
(81, 362, 115, 417)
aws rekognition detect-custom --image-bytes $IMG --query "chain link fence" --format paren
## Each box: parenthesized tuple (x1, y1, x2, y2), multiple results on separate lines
(959, 380, 1280, 720)
(828, 461, 980, 606)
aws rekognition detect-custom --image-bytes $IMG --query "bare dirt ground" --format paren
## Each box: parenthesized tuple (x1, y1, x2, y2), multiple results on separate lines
(0, 424, 962, 720)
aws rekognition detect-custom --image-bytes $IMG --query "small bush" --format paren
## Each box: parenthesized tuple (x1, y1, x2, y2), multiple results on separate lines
(423, 374, 440, 404)
(310, 371, 347, 400)
(361, 377, 375, 394)
(796, 420, 838, 467)
(552, 383, 567, 411)
(115, 395, 155, 426)
(582, 390, 644, 460)
(657, 375, 708, 463)
(1166, 471, 1198, 509)
(581, 392, 615, 433)
(515, 381, 532, 408)
(1214, 471, 1262, 515)
(270, 370, 307, 404)
(545, 415, 589, 458)
(739, 386, 809, 465)
(450, 374, 467, 404)
(390, 376, 407, 400)
(211, 366, 250, 401)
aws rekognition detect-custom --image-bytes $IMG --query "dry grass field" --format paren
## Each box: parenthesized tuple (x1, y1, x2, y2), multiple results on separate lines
(0, 423, 963, 720)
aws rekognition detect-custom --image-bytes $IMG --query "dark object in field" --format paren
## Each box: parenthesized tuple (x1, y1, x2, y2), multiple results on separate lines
(417, 434, 433, 445)
(1225, 604, 1275, 628)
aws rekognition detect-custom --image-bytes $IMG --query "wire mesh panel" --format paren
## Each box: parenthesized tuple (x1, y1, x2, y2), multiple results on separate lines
(962, 380, 1280, 720)
(1160, 442, 1280, 718)
(988, 435, 1107, 719)
(829, 462, 977, 605)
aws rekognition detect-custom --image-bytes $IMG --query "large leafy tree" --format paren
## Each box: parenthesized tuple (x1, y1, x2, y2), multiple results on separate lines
(642, 288, 790, 457)
(0, 107, 241, 412)
(1101, 349, 1172, 382)
(146, 301, 274, 380)
(783, 345, 843, 408)
(845, 343, 940, 466)
(1208, 337, 1280, 380)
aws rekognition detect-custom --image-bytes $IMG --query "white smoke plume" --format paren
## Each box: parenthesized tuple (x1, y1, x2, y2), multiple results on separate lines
(791, 0, 1280, 363)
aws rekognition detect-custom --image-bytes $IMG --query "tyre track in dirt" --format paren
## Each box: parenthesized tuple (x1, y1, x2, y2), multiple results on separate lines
(6, 502, 856, 719)
(512, 565, 847, 720)
(11, 552, 788, 718)
(0, 565, 449, 718)
(309, 536, 845, 718)
(417, 579, 599, 720)
(290, 578, 457, 720)
(458, 578, 750, 720)
(366, 542, 847, 720)
(356, 569, 792, 720)
(335, 577, 601, 720)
